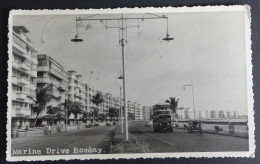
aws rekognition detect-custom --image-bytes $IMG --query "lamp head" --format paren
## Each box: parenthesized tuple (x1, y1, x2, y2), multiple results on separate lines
(71, 34, 83, 42)
(163, 33, 174, 41)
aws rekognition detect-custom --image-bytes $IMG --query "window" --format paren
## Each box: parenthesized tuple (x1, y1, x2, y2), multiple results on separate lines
(37, 72, 44, 77)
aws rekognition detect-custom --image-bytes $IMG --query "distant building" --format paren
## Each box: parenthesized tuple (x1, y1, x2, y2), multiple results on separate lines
(233, 111, 239, 118)
(184, 109, 194, 119)
(176, 109, 185, 119)
(85, 84, 95, 113)
(133, 102, 143, 120)
(127, 101, 135, 115)
(219, 110, 225, 118)
(226, 111, 231, 118)
(200, 110, 208, 118)
(210, 110, 217, 118)
(67, 71, 85, 124)
(142, 106, 151, 121)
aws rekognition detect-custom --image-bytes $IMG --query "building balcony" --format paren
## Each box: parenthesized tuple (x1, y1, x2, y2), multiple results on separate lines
(17, 76, 30, 85)
(58, 83, 67, 91)
(13, 42, 27, 55)
(49, 68, 67, 81)
(12, 107, 31, 118)
(68, 82, 74, 87)
(37, 65, 50, 72)
(16, 92, 29, 100)
(37, 77, 51, 84)
(27, 70, 37, 78)
(12, 76, 18, 84)
(18, 62, 30, 71)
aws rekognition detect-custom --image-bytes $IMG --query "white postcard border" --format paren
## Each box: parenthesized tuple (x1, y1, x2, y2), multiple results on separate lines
(6, 5, 255, 161)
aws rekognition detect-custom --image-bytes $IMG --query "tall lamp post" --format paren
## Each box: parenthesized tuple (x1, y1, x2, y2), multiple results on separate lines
(115, 72, 123, 134)
(71, 13, 173, 141)
(183, 81, 196, 119)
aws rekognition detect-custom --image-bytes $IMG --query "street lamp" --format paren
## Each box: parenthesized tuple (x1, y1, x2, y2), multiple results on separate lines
(162, 18, 174, 41)
(71, 13, 173, 142)
(71, 18, 83, 42)
(115, 72, 123, 134)
(183, 81, 196, 119)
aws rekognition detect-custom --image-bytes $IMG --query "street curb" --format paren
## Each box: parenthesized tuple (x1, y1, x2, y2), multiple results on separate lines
(173, 127, 248, 139)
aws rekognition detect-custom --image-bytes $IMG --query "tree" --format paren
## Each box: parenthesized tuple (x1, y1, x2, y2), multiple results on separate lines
(46, 105, 60, 125)
(82, 111, 89, 123)
(128, 113, 135, 120)
(29, 84, 52, 127)
(165, 97, 179, 114)
(71, 101, 83, 123)
(64, 99, 78, 125)
(90, 92, 104, 122)
(108, 107, 119, 119)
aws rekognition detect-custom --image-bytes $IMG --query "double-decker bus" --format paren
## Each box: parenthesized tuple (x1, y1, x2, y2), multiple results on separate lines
(152, 103, 174, 132)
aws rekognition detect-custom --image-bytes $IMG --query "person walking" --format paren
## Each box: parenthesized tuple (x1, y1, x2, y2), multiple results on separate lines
(48, 124, 52, 134)
(199, 121, 203, 136)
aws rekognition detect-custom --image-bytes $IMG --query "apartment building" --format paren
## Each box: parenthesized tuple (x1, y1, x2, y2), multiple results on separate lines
(127, 101, 135, 115)
(142, 106, 151, 121)
(176, 109, 185, 119)
(67, 71, 85, 123)
(85, 84, 95, 113)
(210, 110, 217, 118)
(11, 26, 37, 127)
(36, 54, 68, 125)
(184, 108, 194, 119)
(134, 103, 143, 121)
(199, 110, 208, 118)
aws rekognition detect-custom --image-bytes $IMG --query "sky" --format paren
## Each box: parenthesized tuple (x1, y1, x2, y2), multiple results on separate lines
(13, 11, 249, 115)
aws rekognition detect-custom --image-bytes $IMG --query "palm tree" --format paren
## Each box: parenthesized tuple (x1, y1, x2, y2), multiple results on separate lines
(46, 105, 60, 125)
(64, 99, 77, 125)
(108, 107, 119, 120)
(90, 92, 104, 122)
(165, 97, 179, 114)
(29, 84, 52, 127)
(71, 101, 83, 124)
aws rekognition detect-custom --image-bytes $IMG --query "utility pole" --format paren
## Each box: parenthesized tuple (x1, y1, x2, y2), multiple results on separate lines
(71, 13, 173, 142)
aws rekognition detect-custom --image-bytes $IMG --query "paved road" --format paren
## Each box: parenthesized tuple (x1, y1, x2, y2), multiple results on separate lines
(129, 121, 249, 152)
(11, 125, 116, 156)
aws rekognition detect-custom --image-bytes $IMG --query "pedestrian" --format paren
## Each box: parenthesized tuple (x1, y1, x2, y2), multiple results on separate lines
(199, 121, 203, 136)
(25, 125, 28, 136)
(48, 124, 51, 134)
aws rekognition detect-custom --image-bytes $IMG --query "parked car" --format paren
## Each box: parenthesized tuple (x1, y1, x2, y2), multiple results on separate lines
(144, 121, 152, 127)
(106, 122, 112, 126)
(94, 122, 100, 127)
(188, 121, 203, 135)
(113, 121, 117, 126)
(86, 123, 94, 128)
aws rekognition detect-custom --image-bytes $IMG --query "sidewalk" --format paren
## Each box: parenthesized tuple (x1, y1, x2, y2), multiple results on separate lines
(13, 122, 107, 138)
(174, 122, 248, 138)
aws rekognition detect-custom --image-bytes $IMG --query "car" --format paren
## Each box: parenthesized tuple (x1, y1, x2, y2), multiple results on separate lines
(144, 122, 152, 127)
(94, 122, 100, 127)
(113, 121, 117, 126)
(106, 122, 112, 126)
(85, 123, 94, 128)
(188, 121, 203, 134)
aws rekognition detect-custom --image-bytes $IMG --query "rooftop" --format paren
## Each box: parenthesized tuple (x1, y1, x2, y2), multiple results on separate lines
(13, 26, 30, 33)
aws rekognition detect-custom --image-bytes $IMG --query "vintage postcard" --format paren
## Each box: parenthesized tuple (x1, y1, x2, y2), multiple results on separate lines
(7, 6, 254, 161)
